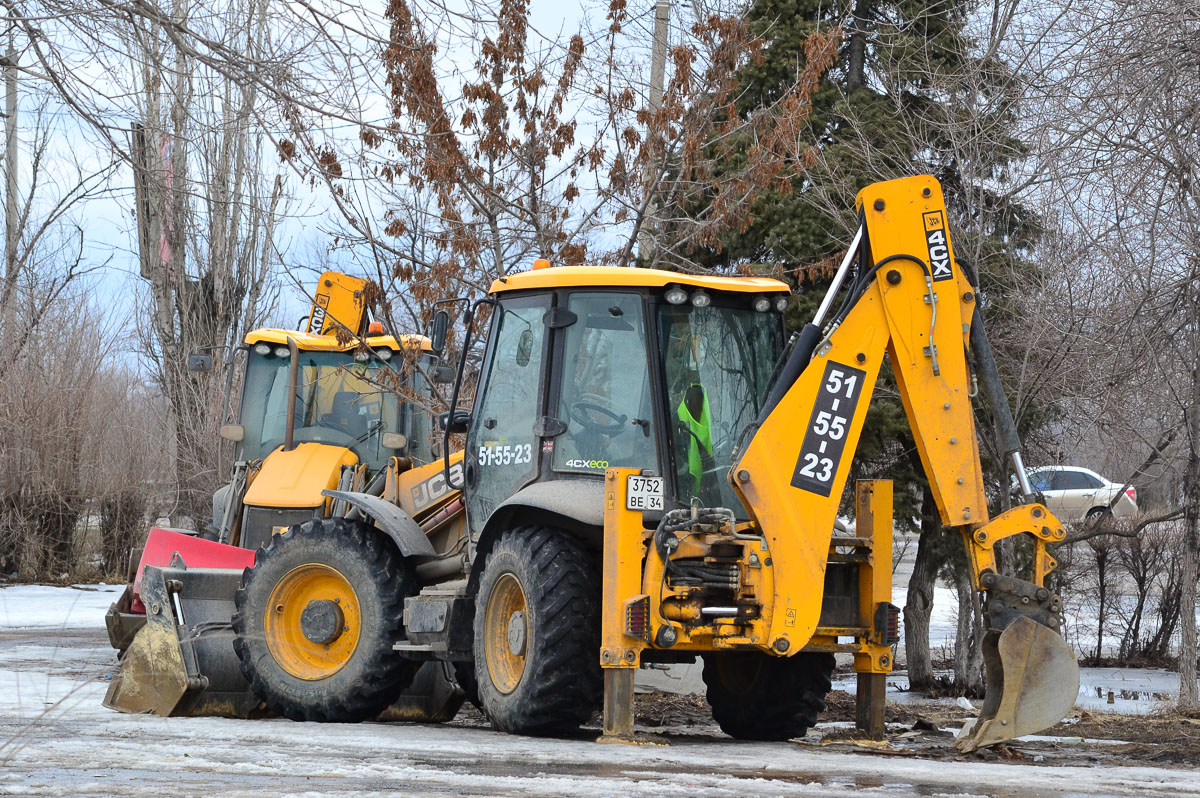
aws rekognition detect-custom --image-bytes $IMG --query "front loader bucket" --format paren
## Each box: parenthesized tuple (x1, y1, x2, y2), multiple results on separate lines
(104, 564, 264, 718)
(955, 616, 1080, 752)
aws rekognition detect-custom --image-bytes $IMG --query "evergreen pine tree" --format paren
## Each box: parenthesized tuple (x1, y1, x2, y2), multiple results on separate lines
(676, 0, 1047, 693)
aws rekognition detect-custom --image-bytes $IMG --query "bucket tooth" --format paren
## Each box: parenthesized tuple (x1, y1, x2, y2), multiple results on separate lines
(955, 616, 1079, 752)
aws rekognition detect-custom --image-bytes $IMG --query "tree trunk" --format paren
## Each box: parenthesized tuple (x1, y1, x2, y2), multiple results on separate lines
(904, 487, 942, 690)
(1090, 540, 1109, 662)
(845, 0, 871, 91)
(952, 565, 986, 696)
(1178, 356, 1200, 707)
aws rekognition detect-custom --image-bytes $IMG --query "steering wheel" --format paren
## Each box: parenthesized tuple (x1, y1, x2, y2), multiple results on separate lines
(291, 425, 359, 447)
(569, 401, 627, 435)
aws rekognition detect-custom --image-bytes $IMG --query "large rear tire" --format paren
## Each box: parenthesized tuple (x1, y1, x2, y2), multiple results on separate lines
(702, 651, 835, 740)
(232, 518, 418, 722)
(473, 526, 602, 735)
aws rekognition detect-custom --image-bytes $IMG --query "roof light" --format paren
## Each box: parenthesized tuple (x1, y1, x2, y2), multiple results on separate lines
(253, 343, 271, 356)
(690, 291, 711, 308)
(532, 258, 552, 270)
(368, 321, 384, 335)
(775, 296, 789, 312)
(274, 346, 290, 358)
(753, 296, 772, 313)
(376, 348, 393, 361)
(664, 286, 688, 305)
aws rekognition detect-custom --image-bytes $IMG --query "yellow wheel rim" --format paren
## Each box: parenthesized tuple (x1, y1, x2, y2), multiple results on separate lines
(264, 563, 361, 680)
(484, 573, 528, 695)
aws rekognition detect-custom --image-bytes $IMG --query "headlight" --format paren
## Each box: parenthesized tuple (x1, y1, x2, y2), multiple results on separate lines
(274, 346, 290, 358)
(665, 286, 688, 305)
(753, 296, 771, 312)
(690, 291, 711, 308)
(376, 348, 393, 361)
(775, 295, 789, 312)
(253, 343, 271, 356)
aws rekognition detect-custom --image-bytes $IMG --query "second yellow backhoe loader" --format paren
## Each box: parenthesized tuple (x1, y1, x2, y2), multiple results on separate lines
(103, 271, 467, 721)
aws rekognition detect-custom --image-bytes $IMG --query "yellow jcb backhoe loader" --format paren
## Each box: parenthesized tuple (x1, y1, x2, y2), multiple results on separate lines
(417, 175, 1078, 748)
(103, 271, 467, 721)
(105, 177, 1078, 751)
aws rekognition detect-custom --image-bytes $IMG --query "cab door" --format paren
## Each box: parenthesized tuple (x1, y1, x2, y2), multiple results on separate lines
(464, 295, 551, 537)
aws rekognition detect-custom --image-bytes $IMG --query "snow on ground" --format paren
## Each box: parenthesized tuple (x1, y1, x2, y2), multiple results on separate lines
(0, 583, 122, 629)
(3, 583, 1200, 797)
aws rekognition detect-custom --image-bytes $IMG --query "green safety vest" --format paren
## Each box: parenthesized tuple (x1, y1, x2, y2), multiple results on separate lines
(677, 386, 713, 494)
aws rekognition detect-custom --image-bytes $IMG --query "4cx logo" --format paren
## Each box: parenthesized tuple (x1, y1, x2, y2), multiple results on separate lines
(308, 294, 330, 334)
(923, 211, 953, 282)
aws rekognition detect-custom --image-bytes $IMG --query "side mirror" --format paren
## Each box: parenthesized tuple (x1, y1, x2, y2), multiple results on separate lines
(431, 364, 455, 385)
(439, 409, 471, 434)
(429, 310, 450, 355)
(381, 432, 408, 450)
(219, 424, 245, 442)
(188, 353, 213, 373)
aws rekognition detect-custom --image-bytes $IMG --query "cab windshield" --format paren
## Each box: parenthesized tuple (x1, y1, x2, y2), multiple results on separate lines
(239, 349, 402, 472)
(658, 303, 783, 511)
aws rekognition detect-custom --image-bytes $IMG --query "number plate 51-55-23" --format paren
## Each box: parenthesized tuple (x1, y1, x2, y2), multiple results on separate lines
(790, 361, 866, 497)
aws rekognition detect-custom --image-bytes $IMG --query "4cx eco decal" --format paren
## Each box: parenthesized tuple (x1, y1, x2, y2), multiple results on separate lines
(565, 458, 609, 470)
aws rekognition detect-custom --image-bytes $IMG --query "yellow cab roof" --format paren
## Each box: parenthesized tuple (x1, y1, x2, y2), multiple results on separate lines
(245, 329, 433, 353)
(489, 265, 789, 295)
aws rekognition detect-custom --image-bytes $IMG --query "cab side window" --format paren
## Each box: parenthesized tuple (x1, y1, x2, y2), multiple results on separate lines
(466, 297, 549, 533)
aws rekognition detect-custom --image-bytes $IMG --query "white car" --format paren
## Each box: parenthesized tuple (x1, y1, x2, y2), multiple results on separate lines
(1024, 465, 1137, 521)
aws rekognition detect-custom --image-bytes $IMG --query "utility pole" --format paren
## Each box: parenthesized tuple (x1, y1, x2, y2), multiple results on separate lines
(636, 0, 669, 264)
(4, 33, 17, 287)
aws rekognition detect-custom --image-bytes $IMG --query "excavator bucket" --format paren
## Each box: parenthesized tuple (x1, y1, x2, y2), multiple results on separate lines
(955, 616, 1080, 752)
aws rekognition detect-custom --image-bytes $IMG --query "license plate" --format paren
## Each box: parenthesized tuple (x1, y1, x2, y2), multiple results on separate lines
(626, 475, 664, 511)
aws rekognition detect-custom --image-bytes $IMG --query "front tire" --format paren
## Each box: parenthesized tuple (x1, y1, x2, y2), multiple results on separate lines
(702, 651, 835, 740)
(232, 518, 418, 722)
(473, 526, 602, 735)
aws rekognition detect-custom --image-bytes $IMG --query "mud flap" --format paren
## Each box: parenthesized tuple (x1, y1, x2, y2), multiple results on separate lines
(378, 661, 466, 723)
(103, 564, 264, 718)
(954, 616, 1080, 752)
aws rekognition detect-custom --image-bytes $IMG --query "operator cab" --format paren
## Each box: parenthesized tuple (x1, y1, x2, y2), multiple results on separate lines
(214, 330, 443, 549)
(460, 266, 790, 537)
(236, 330, 441, 471)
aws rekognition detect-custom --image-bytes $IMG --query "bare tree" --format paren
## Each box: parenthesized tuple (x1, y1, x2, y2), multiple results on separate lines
(1024, 0, 1200, 707)
(270, 0, 839, 344)
(0, 93, 118, 378)
(123, 0, 286, 522)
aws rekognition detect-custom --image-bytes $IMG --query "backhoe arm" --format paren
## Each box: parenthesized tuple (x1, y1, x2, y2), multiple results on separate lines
(731, 175, 1078, 750)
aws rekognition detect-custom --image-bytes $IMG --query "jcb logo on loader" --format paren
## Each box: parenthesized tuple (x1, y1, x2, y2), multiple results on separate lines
(923, 211, 953, 282)
(410, 461, 464, 512)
